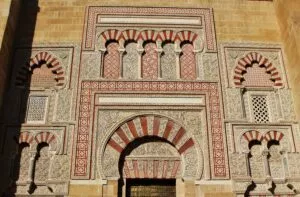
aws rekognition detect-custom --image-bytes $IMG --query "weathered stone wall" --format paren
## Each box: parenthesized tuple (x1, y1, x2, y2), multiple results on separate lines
(23, 0, 280, 44)
(274, 0, 300, 120)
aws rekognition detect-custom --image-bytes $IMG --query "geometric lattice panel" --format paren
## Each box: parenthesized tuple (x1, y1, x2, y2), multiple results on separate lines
(243, 64, 274, 87)
(251, 95, 269, 123)
(26, 96, 48, 123)
(180, 43, 196, 80)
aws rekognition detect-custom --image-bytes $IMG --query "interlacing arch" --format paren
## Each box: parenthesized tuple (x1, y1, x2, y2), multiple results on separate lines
(233, 52, 283, 87)
(15, 51, 65, 88)
(99, 114, 202, 180)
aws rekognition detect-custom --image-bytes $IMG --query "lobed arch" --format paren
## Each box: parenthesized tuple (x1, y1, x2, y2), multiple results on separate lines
(233, 52, 283, 87)
(15, 51, 65, 89)
(98, 114, 203, 180)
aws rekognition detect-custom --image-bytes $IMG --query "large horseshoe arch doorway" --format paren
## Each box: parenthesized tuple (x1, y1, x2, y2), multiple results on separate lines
(98, 114, 203, 197)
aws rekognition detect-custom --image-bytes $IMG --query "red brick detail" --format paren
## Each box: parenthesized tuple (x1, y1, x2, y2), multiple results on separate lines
(100, 29, 123, 42)
(18, 132, 34, 144)
(163, 120, 174, 139)
(233, 52, 283, 88)
(171, 160, 180, 178)
(140, 116, 148, 136)
(116, 128, 130, 145)
(159, 30, 176, 42)
(127, 120, 139, 138)
(143, 160, 148, 178)
(178, 138, 194, 154)
(123, 161, 131, 178)
(153, 117, 160, 136)
(74, 81, 225, 178)
(243, 130, 263, 142)
(122, 29, 139, 41)
(109, 116, 194, 155)
(264, 130, 284, 142)
(172, 127, 185, 145)
(35, 132, 56, 145)
(108, 139, 124, 153)
(139, 30, 161, 41)
(123, 159, 180, 179)
(153, 160, 159, 178)
(162, 160, 168, 178)
(133, 160, 139, 178)
(16, 51, 65, 88)
(175, 30, 198, 42)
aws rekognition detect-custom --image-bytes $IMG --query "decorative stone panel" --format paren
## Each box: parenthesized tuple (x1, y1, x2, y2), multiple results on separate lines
(72, 81, 228, 180)
(219, 43, 288, 89)
(85, 7, 216, 52)
(2, 126, 69, 196)
(6, 46, 79, 124)
(99, 115, 200, 180)
(25, 96, 48, 124)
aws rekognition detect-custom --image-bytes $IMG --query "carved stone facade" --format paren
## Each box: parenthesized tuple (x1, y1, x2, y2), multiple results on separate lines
(0, 5, 299, 197)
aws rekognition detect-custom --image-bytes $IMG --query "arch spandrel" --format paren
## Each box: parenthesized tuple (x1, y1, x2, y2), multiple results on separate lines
(98, 114, 203, 181)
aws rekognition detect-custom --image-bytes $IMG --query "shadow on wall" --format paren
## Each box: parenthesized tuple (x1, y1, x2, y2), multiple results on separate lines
(0, 0, 39, 196)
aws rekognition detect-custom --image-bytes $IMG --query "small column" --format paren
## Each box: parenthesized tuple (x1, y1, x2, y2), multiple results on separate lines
(137, 40, 144, 79)
(174, 41, 182, 79)
(27, 151, 37, 185)
(261, 146, 271, 178)
(193, 39, 204, 80)
(281, 149, 290, 178)
(99, 48, 106, 78)
(118, 40, 125, 79)
(244, 150, 251, 177)
(47, 151, 56, 181)
(275, 88, 284, 121)
(156, 41, 163, 79)
(193, 49, 202, 80)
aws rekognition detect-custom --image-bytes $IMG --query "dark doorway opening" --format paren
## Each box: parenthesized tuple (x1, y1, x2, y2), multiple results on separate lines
(126, 179, 176, 197)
